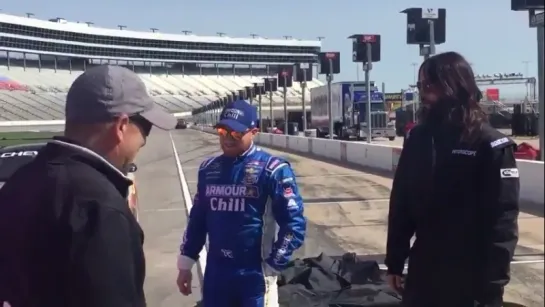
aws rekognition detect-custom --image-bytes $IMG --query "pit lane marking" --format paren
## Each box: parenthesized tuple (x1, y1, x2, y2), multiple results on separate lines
(170, 133, 208, 280)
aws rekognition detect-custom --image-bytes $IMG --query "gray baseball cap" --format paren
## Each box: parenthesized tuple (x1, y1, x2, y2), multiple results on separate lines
(66, 65, 177, 130)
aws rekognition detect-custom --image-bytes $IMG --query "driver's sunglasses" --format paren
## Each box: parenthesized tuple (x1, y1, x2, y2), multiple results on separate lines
(216, 127, 248, 140)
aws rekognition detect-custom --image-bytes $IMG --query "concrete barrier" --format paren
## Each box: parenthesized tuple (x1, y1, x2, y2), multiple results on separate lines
(0, 120, 65, 132)
(0, 113, 188, 133)
(192, 125, 544, 206)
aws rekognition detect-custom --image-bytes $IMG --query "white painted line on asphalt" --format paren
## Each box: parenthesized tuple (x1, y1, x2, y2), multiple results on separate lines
(511, 259, 545, 265)
(308, 199, 390, 205)
(297, 173, 365, 179)
(377, 259, 544, 272)
(170, 133, 208, 280)
(141, 208, 186, 213)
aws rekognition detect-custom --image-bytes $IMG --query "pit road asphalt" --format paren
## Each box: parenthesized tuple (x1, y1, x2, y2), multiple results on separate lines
(136, 128, 544, 307)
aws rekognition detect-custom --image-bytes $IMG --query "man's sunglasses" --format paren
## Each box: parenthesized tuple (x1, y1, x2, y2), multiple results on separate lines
(216, 127, 248, 140)
(129, 114, 152, 138)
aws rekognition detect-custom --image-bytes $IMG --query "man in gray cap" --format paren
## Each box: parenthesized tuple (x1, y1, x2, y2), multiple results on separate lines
(0, 65, 176, 307)
(64, 64, 177, 172)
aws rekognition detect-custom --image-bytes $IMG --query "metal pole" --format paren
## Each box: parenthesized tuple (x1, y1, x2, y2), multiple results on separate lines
(537, 25, 544, 161)
(269, 89, 274, 132)
(350, 83, 355, 127)
(365, 43, 373, 143)
(258, 92, 263, 132)
(429, 20, 436, 56)
(382, 82, 386, 113)
(283, 77, 288, 135)
(301, 81, 307, 131)
(327, 59, 334, 139)
(302, 68, 308, 131)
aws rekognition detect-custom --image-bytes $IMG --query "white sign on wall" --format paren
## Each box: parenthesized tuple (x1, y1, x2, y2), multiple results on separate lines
(422, 8, 439, 19)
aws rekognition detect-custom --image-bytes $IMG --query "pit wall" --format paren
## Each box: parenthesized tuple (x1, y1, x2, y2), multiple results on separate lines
(192, 125, 544, 206)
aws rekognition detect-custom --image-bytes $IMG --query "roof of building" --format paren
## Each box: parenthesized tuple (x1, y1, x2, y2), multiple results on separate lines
(0, 13, 321, 47)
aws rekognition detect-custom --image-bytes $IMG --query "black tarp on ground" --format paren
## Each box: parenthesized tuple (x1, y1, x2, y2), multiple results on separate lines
(278, 253, 401, 306)
(194, 253, 402, 307)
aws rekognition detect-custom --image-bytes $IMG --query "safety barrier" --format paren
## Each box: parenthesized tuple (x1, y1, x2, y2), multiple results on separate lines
(192, 125, 544, 206)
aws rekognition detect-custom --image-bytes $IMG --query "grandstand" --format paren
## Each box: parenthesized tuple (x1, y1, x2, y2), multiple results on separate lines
(0, 12, 324, 121)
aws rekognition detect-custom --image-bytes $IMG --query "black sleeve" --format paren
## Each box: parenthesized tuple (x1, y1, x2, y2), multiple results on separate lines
(478, 144, 520, 304)
(70, 203, 141, 307)
(385, 141, 416, 275)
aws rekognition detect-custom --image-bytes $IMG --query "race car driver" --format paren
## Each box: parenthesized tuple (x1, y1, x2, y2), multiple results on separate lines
(176, 99, 307, 307)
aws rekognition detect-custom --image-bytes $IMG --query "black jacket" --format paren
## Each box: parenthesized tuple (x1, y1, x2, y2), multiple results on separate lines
(385, 123, 519, 307)
(0, 138, 146, 307)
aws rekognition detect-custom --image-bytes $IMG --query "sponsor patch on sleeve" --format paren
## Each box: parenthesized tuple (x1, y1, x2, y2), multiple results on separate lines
(500, 168, 519, 178)
(490, 137, 509, 148)
(266, 157, 281, 171)
(283, 186, 295, 198)
(281, 177, 294, 183)
(287, 198, 299, 209)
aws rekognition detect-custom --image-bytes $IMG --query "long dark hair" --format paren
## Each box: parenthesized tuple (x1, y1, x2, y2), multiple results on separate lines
(418, 51, 486, 142)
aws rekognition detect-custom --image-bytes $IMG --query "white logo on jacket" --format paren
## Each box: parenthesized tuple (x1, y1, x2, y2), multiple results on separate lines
(491, 137, 509, 148)
(500, 168, 519, 178)
(452, 149, 477, 156)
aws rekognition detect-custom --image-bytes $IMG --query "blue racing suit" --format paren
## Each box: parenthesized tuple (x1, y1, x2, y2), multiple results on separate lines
(178, 144, 306, 307)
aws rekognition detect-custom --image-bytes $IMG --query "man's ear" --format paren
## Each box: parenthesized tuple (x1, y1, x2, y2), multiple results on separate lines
(249, 128, 259, 135)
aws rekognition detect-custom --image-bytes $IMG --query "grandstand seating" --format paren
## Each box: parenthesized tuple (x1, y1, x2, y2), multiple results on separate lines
(0, 66, 324, 121)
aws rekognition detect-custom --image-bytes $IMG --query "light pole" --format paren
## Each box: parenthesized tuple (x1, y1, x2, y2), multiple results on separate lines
(411, 62, 418, 84)
(522, 60, 531, 97)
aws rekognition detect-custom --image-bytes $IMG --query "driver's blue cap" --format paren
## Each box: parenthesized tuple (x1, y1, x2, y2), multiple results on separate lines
(216, 100, 258, 132)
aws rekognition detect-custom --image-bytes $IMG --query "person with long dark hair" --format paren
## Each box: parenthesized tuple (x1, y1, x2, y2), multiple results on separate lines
(385, 52, 520, 307)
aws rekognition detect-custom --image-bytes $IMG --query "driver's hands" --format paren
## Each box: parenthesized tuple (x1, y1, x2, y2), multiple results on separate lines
(177, 269, 193, 296)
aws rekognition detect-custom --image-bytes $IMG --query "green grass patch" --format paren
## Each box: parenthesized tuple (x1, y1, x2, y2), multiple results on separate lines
(0, 131, 61, 147)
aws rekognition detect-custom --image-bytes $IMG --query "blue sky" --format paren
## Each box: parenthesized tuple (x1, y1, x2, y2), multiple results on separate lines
(2, 0, 539, 97)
